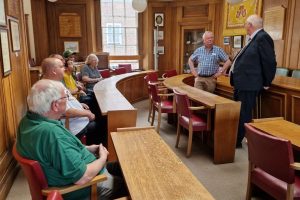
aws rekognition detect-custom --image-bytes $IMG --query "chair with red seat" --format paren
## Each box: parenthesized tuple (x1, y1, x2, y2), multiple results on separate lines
(47, 191, 63, 200)
(115, 67, 127, 75)
(118, 64, 132, 73)
(162, 69, 178, 79)
(245, 123, 300, 200)
(99, 69, 111, 78)
(12, 143, 107, 200)
(149, 82, 176, 133)
(173, 89, 208, 157)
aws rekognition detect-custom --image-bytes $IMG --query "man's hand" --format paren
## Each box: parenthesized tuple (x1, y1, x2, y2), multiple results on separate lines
(79, 90, 87, 96)
(87, 111, 95, 121)
(86, 144, 99, 154)
(81, 103, 90, 110)
(192, 70, 198, 77)
(98, 144, 109, 160)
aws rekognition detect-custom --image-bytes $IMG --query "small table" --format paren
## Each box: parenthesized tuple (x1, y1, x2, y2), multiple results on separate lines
(111, 127, 214, 200)
(249, 119, 300, 148)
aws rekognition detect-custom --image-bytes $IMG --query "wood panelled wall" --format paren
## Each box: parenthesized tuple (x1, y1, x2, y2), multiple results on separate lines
(142, 0, 223, 75)
(0, 0, 31, 199)
(31, 0, 98, 64)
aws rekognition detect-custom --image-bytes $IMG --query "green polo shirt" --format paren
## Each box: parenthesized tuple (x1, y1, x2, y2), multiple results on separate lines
(17, 112, 100, 199)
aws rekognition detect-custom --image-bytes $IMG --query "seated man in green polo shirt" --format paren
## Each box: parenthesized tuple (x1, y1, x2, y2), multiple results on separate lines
(16, 79, 126, 200)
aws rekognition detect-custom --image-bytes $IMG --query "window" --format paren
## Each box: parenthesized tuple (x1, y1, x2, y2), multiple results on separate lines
(101, 0, 138, 56)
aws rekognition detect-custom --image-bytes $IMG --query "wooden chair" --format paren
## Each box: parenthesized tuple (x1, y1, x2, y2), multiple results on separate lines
(115, 67, 127, 75)
(99, 69, 111, 78)
(118, 64, 132, 73)
(12, 143, 107, 200)
(245, 123, 300, 200)
(173, 89, 208, 157)
(162, 69, 177, 79)
(149, 82, 176, 133)
(276, 67, 289, 76)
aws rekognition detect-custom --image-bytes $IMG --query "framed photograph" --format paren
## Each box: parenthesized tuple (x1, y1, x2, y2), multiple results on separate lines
(223, 36, 230, 45)
(154, 13, 164, 27)
(9, 19, 21, 51)
(0, 0, 6, 25)
(157, 46, 164, 55)
(64, 41, 79, 52)
(0, 29, 12, 76)
(233, 35, 243, 48)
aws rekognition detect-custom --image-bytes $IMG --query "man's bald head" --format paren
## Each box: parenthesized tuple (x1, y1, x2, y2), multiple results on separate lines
(41, 57, 65, 81)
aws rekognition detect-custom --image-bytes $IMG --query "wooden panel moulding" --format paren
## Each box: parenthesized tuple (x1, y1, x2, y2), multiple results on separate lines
(260, 90, 287, 119)
(183, 5, 209, 18)
(291, 95, 300, 124)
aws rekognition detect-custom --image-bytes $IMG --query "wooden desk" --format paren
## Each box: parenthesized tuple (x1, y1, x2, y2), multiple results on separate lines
(249, 119, 300, 148)
(164, 74, 241, 164)
(216, 76, 300, 125)
(94, 71, 150, 161)
(111, 127, 214, 200)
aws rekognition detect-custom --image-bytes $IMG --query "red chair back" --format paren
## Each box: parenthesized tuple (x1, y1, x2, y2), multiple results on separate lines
(12, 143, 48, 200)
(149, 82, 161, 104)
(99, 69, 110, 78)
(173, 89, 191, 119)
(162, 69, 177, 78)
(118, 64, 132, 73)
(47, 190, 63, 200)
(115, 67, 127, 75)
(147, 72, 159, 82)
(245, 124, 295, 184)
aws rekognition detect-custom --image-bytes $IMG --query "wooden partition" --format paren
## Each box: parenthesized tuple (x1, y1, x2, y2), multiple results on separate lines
(94, 71, 149, 161)
(216, 76, 300, 125)
(164, 74, 241, 164)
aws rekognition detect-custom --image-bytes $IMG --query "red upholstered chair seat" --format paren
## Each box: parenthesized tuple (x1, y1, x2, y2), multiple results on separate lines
(99, 69, 110, 78)
(173, 89, 209, 157)
(162, 69, 177, 79)
(157, 100, 174, 113)
(179, 114, 207, 132)
(245, 123, 300, 200)
(252, 168, 300, 200)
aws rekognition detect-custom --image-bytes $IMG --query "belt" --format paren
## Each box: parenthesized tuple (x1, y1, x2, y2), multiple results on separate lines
(198, 74, 214, 77)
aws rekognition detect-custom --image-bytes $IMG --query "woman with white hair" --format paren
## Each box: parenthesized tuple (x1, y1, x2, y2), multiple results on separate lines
(81, 53, 102, 92)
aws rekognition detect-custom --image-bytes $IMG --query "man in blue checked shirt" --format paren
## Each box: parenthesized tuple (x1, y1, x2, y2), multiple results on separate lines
(188, 31, 232, 93)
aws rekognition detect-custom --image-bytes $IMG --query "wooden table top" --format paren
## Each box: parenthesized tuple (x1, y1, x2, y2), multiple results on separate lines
(164, 74, 234, 108)
(111, 128, 214, 200)
(217, 75, 300, 92)
(249, 119, 300, 147)
(94, 71, 149, 115)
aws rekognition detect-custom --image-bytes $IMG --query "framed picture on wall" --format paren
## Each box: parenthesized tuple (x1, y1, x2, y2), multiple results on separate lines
(0, 29, 12, 76)
(233, 35, 243, 48)
(223, 37, 230, 45)
(64, 41, 79, 52)
(9, 19, 21, 51)
(0, 0, 6, 26)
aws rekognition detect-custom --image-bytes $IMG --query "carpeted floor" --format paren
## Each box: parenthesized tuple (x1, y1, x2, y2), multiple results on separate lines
(7, 100, 251, 200)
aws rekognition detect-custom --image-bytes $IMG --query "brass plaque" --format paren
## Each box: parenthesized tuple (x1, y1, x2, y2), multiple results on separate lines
(59, 13, 81, 38)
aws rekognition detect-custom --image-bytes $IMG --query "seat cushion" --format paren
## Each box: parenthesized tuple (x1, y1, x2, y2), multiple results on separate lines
(251, 168, 300, 199)
(179, 114, 206, 131)
(160, 100, 175, 113)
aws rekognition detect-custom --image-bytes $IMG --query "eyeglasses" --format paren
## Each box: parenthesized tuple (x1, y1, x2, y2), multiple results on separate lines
(55, 93, 70, 102)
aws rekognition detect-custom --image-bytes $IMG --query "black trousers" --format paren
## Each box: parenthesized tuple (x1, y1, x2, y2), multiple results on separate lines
(76, 120, 106, 145)
(234, 90, 260, 145)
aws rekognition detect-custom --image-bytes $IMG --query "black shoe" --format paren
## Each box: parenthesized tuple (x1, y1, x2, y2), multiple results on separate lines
(236, 143, 242, 148)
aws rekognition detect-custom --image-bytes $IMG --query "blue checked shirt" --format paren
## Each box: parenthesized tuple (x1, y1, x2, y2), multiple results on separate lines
(190, 45, 229, 76)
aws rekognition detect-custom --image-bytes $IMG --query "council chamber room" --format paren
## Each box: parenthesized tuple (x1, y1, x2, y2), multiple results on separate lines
(1, 0, 300, 199)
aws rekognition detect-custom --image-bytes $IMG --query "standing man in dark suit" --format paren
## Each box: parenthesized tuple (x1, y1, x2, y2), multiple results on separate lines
(230, 15, 277, 148)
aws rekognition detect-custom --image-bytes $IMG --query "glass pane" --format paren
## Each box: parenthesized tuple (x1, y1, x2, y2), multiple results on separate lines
(109, 60, 139, 70)
(113, 0, 124, 17)
(124, 17, 137, 27)
(115, 45, 125, 55)
(126, 28, 137, 45)
(101, 1, 112, 17)
(125, 0, 136, 17)
(126, 46, 137, 55)
(103, 45, 114, 54)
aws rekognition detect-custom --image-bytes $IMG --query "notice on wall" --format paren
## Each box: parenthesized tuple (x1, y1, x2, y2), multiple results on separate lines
(59, 13, 82, 38)
(264, 6, 285, 40)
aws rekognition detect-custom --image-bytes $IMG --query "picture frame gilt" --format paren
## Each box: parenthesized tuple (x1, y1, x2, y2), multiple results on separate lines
(0, 28, 12, 76)
(0, 0, 6, 26)
(233, 35, 243, 48)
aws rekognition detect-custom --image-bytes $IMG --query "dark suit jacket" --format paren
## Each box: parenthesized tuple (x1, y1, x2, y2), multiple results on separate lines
(230, 29, 277, 91)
